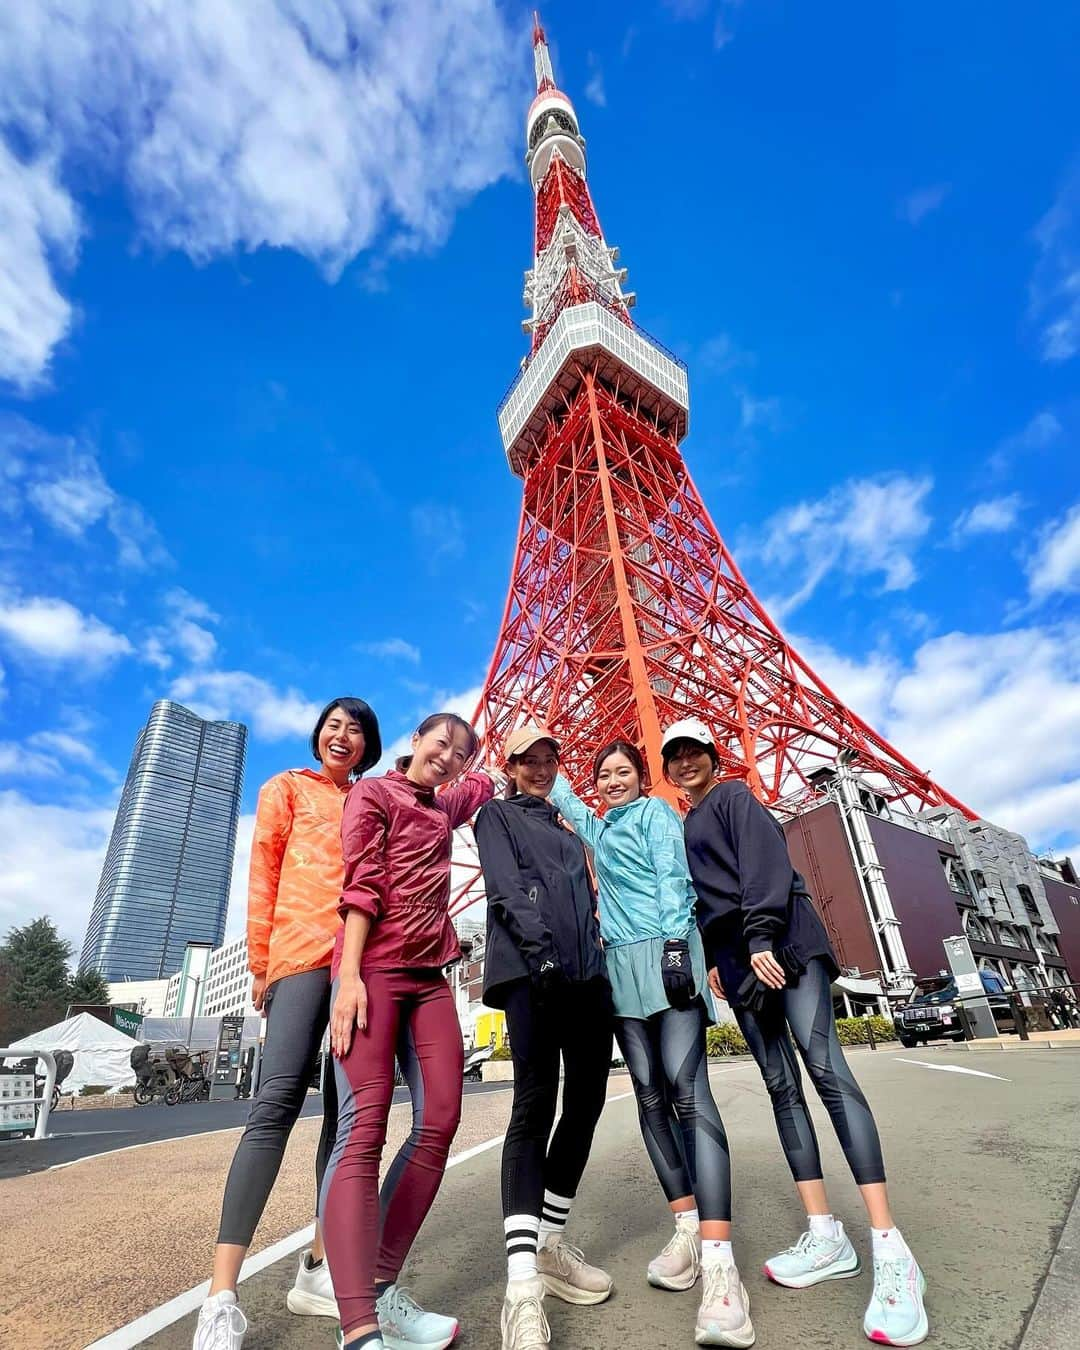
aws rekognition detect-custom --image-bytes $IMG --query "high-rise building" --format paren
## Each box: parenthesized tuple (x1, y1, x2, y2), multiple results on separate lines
(80, 700, 247, 980)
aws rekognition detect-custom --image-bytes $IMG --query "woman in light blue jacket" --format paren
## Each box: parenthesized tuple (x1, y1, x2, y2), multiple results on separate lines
(549, 740, 753, 1350)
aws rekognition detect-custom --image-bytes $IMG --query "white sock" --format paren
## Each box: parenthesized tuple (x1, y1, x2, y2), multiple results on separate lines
(808, 1213, 839, 1240)
(701, 1239, 734, 1268)
(871, 1226, 911, 1260)
(505, 1213, 539, 1281)
(675, 1207, 700, 1227)
(537, 1189, 573, 1247)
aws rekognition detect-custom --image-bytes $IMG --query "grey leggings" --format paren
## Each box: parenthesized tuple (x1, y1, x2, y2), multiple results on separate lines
(217, 966, 338, 1246)
(615, 1001, 732, 1222)
(733, 956, 886, 1186)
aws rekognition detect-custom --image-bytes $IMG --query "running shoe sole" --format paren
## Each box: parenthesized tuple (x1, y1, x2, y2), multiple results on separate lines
(695, 1293, 755, 1349)
(540, 1273, 613, 1305)
(381, 1328, 459, 1350)
(285, 1287, 338, 1318)
(648, 1266, 700, 1291)
(763, 1253, 861, 1289)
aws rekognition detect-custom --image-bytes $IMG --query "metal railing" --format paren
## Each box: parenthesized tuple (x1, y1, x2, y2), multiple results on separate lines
(0, 1047, 57, 1140)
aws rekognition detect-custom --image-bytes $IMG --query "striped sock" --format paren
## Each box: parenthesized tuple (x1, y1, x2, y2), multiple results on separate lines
(537, 1189, 573, 1248)
(505, 1213, 540, 1282)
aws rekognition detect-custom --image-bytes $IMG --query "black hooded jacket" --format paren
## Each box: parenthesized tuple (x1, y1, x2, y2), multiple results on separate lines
(475, 792, 607, 1009)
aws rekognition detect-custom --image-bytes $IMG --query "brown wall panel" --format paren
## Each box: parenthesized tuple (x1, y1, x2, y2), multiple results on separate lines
(783, 803, 880, 975)
(866, 817, 964, 978)
(1043, 875, 1080, 984)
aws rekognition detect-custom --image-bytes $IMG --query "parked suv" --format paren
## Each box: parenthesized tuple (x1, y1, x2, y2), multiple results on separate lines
(893, 971, 1014, 1048)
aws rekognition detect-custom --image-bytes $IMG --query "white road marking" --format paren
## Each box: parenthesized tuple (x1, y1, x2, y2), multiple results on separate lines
(896, 1057, 1010, 1081)
(81, 1083, 630, 1349)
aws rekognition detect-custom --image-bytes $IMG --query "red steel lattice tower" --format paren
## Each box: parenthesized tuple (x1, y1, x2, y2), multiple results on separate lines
(460, 16, 971, 883)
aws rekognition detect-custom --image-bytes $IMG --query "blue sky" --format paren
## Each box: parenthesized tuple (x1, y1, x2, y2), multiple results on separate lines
(0, 1, 1077, 954)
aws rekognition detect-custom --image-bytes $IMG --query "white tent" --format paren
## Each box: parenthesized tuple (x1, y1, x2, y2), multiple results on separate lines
(7, 1012, 139, 1095)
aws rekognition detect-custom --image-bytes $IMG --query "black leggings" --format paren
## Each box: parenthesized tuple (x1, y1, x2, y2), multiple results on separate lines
(217, 966, 338, 1246)
(733, 956, 886, 1186)
(616, 1001, 732, 1223)
(501, 978, 613, 1221)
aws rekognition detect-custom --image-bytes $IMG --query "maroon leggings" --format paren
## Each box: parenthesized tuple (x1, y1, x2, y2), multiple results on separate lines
(319, 969, 464, 1334)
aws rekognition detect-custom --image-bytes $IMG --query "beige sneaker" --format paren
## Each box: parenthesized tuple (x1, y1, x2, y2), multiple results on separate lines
(647, 1213, 701, 1291)
(694, 1262, 754, 1347)
(501, 1277, 551, 1350)
(537, 1236, 613, 1305)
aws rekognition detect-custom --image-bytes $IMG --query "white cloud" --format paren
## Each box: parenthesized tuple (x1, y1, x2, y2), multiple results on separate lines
(224, 811, 257, 943)
(899, 183, 951, 225)
(1030, 162, 1080, 363)
(737, 389, 783, 431)
(0, 743, 61, 778)
(0, 594, 133, 666)
(987, 409, 1064, 474)
(950, 493, 1023, 541)
(0, 789, 115, 953)
(169, 668, 319, 740)
(1028, 501, 1080, 600)
(0, 142, 79, 391)
(357, 637, 421, 663)
(0, 414, 169, 568)
(699, 332, 755, 374)
(793, 623, 1080, 852)
(584, 54, 606, 107)
(173, 619, 217, 665)
(0, 0, 524, 385)
(753, 473, 934, 614)
(411, 503, 466, 566)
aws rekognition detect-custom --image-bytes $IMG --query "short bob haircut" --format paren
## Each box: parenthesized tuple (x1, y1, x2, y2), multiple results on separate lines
(396, 712, 481, 773)
(592, 738, 648, 789)
(661, 736, 721, 772)
(310, 697, 382, 776)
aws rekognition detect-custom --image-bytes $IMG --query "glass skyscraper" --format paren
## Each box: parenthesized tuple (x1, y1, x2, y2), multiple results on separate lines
(80, 700, 248, 980)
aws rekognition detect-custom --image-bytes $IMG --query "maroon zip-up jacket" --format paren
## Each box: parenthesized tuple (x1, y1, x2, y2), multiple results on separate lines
(332, 769, 493, 978)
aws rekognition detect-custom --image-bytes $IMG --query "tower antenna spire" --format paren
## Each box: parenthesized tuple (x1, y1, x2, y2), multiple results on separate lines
(532, 10, 556, 92)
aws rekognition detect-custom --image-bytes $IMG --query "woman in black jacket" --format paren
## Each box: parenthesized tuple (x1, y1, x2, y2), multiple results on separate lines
(475, 725, 613, 1350)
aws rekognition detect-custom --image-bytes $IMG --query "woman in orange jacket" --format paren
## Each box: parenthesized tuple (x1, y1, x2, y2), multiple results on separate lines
(194, 697, 384, 1350)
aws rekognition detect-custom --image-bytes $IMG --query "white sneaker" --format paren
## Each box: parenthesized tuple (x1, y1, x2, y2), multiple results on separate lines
(695, 1262, 755, 1347)
(647, 1212, 701, 1291)
(501, 1277, 550, 1350)
(286, 1248, 338, 1317)
(193, 1291, 247, 1350)
(376, 1284, 459, 1349)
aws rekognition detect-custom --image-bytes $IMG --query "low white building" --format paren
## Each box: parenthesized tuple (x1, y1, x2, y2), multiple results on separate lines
(105, 977, 172, 1017)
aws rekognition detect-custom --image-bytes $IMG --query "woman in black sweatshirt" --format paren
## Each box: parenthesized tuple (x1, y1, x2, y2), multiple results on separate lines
(474, 725, 613, 1350)
(661, 718, 928, 1350)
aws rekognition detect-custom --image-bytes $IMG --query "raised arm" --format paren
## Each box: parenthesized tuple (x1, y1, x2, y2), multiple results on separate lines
(440, 770, 496, 829)
(474, 803, 558, 974)
(548, 774, 602, 850)
(727, 782, 793, 954)
(642, 796, 695, 938)
(247, 774, 293, 981)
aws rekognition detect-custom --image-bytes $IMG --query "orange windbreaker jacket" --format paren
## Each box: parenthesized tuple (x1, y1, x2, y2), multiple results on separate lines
(247, 768, 352, 987)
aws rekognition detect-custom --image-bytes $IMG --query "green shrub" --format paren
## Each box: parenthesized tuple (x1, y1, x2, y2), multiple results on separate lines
(706, 1023, 749, 1057)
(79, 1084, 109, 1096)
(490, 1044, 513, 1061)
(835, 1016, 896, 1046)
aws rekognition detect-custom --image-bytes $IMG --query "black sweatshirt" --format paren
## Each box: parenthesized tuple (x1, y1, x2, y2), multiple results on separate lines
(475, 793, 607, 1009)
(683, 780, 835, 974)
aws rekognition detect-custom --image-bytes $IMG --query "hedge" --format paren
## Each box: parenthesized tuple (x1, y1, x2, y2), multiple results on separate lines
(706, 1015, 896, 1058)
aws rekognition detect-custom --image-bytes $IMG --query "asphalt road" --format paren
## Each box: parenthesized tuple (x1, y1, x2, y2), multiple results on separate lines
(0, 1080, 513, 1180)
(139, 1046, 1080, 1350)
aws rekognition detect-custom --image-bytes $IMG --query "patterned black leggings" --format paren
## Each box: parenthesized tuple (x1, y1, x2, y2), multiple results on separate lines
(616, 1000, 732, 1222)
(734, 956, 886, 1185)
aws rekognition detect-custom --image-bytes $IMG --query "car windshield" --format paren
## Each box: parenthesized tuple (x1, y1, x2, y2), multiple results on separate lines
(909, 981, 956, 1006)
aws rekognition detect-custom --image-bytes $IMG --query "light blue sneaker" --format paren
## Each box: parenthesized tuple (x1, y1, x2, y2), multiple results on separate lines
(863, 1255, 928, 1346)
(763, 1223, 861, 1288)
(376, 1285, 459, 1350)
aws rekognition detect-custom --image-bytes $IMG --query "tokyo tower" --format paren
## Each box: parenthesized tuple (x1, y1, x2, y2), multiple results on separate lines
(464, 16, 971, 854)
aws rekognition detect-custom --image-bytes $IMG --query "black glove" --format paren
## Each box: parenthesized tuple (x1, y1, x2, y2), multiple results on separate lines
(662, 938, 695, 1010)
(532, 954, 567, 1003)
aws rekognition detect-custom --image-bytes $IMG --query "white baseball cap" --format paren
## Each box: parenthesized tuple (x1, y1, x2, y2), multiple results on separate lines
(660, 718, 715, 755)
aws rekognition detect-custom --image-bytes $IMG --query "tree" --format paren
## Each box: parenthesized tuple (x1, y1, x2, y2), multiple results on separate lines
(0, 917, 73, 1043)
(68, 968, 111, 1008)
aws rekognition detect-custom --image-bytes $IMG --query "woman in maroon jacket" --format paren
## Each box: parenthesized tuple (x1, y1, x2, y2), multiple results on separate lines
(320, 712, 494, 1350)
